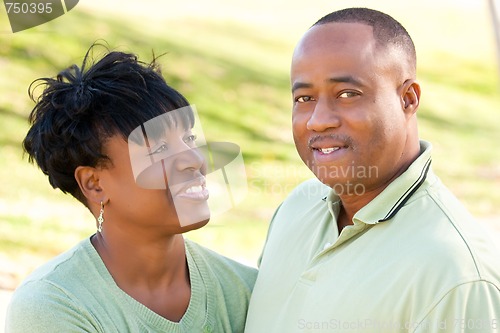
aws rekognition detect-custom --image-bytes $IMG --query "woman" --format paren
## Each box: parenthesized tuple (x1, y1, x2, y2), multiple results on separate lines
(6, 46, 257, 332)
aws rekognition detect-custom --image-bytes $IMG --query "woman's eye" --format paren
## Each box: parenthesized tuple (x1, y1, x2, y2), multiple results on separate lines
(295, 96, 313, 103)
(338, 91, 359, 98)
(151, 143, 168, 155)
(184, 134, 197, 143)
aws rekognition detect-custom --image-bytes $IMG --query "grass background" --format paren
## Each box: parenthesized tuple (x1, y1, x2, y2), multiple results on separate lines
(0, 0, 499, 294)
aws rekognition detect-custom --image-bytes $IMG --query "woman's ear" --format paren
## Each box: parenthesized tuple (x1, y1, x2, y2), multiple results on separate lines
(74, 166, 106, 206)
(400, 79, 421, 117)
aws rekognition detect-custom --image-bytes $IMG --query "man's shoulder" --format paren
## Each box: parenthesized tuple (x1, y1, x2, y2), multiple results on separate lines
(398, 179, 500, 284)
(265, 178, 334, 242)
(283, 178, 331, 205)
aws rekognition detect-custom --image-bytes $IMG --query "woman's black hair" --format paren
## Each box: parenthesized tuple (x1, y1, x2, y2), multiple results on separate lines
(23, 44, 193, 205)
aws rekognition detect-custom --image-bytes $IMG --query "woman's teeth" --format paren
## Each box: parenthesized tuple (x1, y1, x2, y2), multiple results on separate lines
(185, 185, 203, 194)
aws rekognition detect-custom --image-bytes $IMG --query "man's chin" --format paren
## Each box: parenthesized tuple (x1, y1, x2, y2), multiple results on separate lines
(319, 178, 368, 197)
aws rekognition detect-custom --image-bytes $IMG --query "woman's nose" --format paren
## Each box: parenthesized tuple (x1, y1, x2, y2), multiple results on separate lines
(173, 145, 206, 172)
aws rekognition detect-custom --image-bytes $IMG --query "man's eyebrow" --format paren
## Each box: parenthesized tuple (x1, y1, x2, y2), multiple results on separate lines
(292, 76, 365, 93)
(328, 76, 365, 87)
(291, 82, 312, 93)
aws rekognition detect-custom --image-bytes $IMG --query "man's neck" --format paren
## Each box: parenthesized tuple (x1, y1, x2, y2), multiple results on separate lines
(336, 146, 421, 231)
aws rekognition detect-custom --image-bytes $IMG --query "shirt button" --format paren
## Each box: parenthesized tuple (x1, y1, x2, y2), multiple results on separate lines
(323, 242, 332, 250)
(203, 325, 213, 333)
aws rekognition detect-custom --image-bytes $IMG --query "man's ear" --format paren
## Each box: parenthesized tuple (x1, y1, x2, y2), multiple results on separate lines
(400, 79, 421, 117)
(74, 166, 106, 206)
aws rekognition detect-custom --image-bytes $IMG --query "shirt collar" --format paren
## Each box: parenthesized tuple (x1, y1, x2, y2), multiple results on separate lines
(326, 140, 433, 225)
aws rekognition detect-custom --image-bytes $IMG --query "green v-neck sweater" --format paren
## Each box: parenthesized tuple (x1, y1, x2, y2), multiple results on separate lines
(6, 237, 257, 332)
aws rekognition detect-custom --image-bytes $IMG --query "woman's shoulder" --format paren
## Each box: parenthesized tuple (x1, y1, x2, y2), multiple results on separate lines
(184, 239, 257, 287)
(16, 238, 94, 287)
(6, 238, 99, 332)
(8, 237, 100, 314)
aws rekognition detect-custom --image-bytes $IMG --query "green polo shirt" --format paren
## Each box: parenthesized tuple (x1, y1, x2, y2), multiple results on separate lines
(245, 141, 500, 333)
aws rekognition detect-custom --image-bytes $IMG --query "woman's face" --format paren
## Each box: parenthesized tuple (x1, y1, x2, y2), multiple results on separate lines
(98, 114, 210, 234)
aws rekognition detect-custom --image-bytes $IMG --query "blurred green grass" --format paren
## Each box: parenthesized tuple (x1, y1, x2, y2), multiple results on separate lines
(1, 0, 499, 287)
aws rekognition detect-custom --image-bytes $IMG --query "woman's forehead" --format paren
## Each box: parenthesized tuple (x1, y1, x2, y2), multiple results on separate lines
(128, 108, 194, 144)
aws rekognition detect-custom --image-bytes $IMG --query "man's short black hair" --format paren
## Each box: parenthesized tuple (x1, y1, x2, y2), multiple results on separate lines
(313, 7, 416, 71)
(23, 44, 193, 205)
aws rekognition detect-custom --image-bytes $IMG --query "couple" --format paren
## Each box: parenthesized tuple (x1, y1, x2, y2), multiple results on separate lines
(6, 8, 500, 333)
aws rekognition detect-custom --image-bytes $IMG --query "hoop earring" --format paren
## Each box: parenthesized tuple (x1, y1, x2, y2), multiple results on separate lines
(97, 201, 104, 232)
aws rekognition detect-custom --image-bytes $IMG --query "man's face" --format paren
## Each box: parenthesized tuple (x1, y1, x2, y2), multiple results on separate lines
(291, 22, 414, 195)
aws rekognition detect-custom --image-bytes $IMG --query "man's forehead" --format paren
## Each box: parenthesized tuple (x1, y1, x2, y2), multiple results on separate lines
(295, 22, 375, 54)
(291, 22, 378, 76)
(290, 22, 407, 79)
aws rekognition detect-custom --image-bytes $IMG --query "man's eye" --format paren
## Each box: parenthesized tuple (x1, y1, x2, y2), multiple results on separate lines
(295, 96, 313, 103)
(338, 91, 359, 98)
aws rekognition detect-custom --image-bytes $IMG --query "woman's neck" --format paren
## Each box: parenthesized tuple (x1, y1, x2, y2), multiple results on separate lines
(91, 230, 191, 321)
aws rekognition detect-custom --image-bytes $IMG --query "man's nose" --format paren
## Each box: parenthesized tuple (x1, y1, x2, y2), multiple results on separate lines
(306, 98, 341, 132)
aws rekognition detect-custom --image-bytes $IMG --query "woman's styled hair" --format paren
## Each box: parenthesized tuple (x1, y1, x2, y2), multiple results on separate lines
(23, 44, 193, 205)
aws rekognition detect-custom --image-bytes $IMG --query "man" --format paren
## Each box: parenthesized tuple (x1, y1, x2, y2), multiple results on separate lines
(245, 8, 500, 333)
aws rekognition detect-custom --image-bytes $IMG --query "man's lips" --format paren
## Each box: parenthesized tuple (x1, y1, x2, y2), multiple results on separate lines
(307, 135, 352, 162)
(311, 146, 347, 162)
(315, 147, 342, 155)
(308, 141, 349, 154)
(308, 134, 352, 150)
